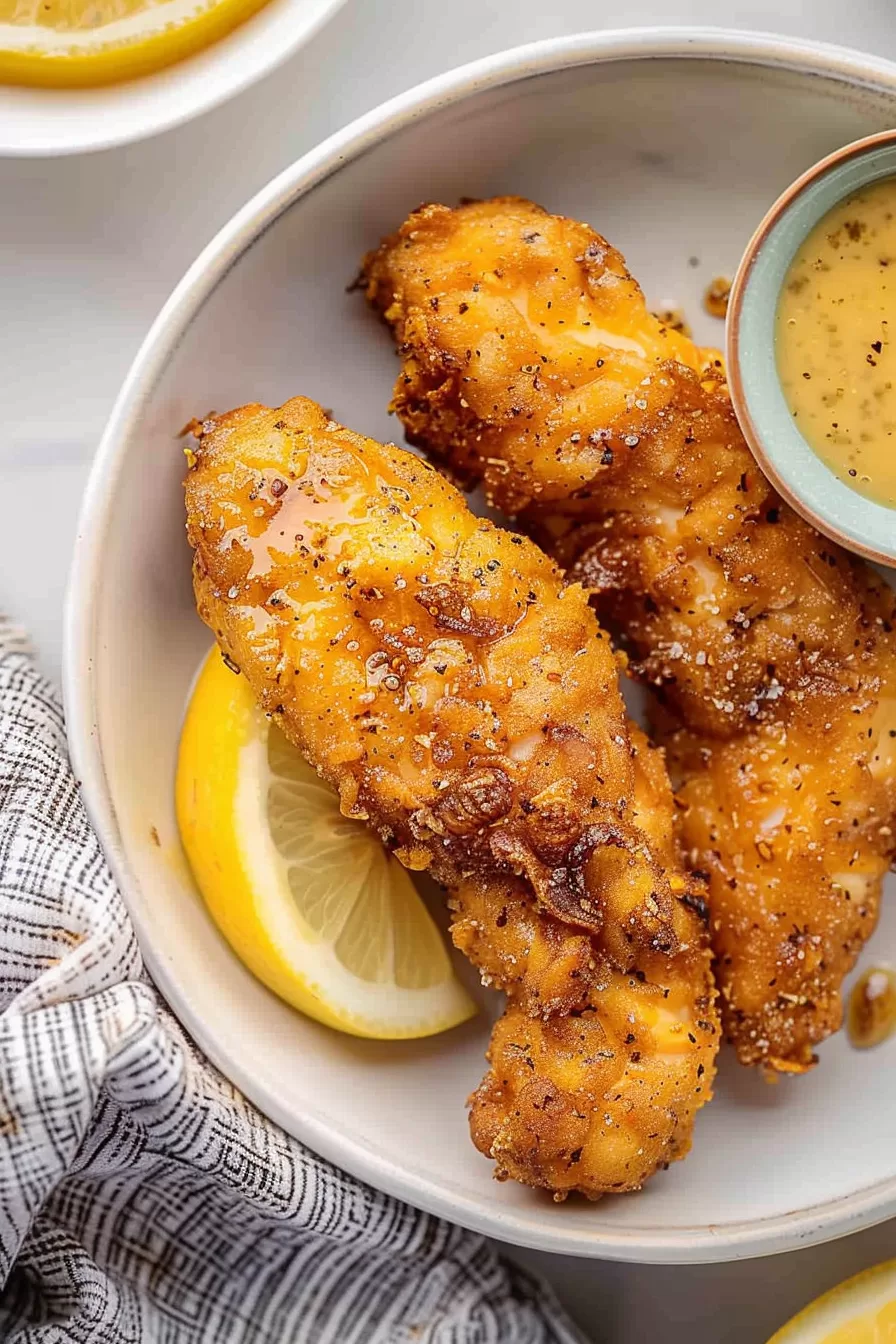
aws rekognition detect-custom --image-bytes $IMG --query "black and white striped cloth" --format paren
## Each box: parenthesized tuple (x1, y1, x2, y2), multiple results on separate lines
(0, 618, 584, 1343)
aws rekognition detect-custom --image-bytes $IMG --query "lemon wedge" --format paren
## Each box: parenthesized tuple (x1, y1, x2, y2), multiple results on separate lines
(0, 0, 268, 87)
(768, 1261, 896, 1344)
(176, 648, 475, 1040)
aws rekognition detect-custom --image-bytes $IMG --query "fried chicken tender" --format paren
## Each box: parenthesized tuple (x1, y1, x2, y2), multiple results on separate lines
(363, 197, 896, 1072)
(184, 395, 718, 1197)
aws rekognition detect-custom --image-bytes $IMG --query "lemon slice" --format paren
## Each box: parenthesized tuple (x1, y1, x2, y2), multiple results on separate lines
(0, 0, 268, 87)
(176, 648, 476, 1040)
(768, 1260, 896, 1344)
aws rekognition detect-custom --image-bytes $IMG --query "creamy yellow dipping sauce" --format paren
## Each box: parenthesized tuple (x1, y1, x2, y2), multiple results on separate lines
(776, 176, 896, 509)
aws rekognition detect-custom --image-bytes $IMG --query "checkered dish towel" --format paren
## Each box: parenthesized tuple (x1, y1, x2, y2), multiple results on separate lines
(0, 620, 585, 1344)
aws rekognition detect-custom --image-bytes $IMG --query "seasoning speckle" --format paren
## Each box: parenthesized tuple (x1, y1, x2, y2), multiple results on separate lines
(653, 306, 692, 338)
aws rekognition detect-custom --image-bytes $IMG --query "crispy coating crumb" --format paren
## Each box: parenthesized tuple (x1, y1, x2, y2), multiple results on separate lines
(363, 196, 896, 1072)
(703, 276, 731, 319)
(185, 395, 718, 1197)
(652, 306, 693, 338)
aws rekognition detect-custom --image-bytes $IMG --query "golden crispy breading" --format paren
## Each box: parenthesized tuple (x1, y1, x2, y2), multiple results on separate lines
(185, 395, 718, 1197)
(363, 196, 896, 1073)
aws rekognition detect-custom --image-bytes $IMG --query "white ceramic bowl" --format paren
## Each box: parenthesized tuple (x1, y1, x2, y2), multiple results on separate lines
(65, 28, 896, 1263)
(0, 0, 343, 156)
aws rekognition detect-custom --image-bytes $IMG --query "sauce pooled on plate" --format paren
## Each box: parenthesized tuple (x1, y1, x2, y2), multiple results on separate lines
(776, 176, 896, 510)
(847, 965, 896, 1050)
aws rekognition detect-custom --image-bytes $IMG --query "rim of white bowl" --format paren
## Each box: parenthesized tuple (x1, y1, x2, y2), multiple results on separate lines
(0, 0, 345, 158)
(64, 27, 896, 1263)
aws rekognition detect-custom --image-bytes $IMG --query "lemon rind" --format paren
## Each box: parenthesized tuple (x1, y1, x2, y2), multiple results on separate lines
(0, 0, 268, 86)
(768, 1259, 896, 1343)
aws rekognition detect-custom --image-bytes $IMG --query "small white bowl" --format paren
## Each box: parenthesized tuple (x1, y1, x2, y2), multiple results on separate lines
(0, 0, 344, 156)
(65, 28, 896, 1262)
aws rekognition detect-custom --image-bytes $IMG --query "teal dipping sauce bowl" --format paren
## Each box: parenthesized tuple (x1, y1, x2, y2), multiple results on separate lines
(728, 129, 896, 567)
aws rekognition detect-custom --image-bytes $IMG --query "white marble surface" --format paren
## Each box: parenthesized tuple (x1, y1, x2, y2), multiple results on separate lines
(4, 1, 896, 1338)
